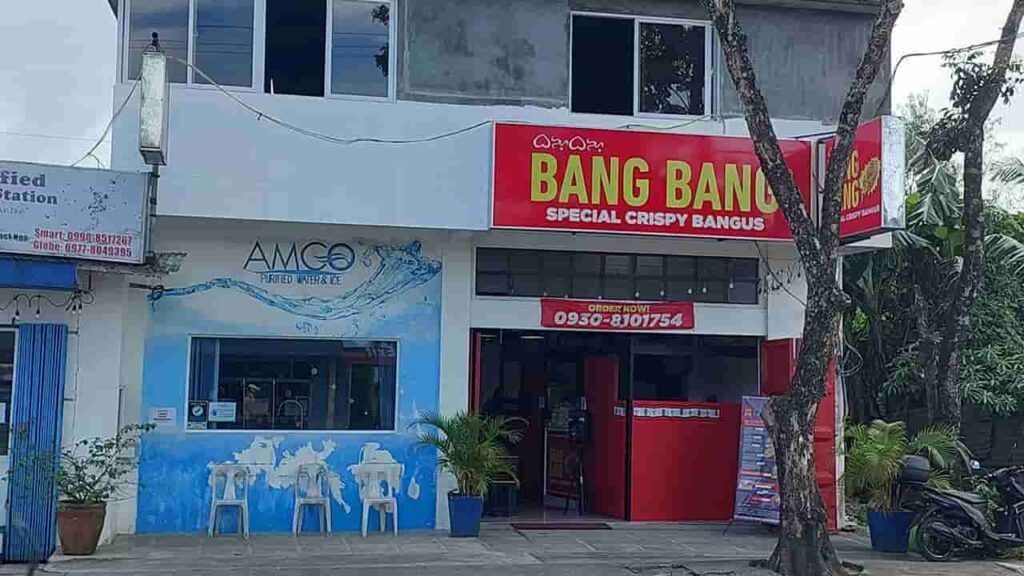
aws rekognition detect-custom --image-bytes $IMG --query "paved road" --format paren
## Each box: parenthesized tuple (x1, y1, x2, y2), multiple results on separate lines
(2, 524, 1019, 576)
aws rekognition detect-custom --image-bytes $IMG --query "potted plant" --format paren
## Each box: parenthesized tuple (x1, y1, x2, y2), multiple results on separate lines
(415, 411, 523, 537)
(54, 424, 153, 555)
(845, 420, 970, 553)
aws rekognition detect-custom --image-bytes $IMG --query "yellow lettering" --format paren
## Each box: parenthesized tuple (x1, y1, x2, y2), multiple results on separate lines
(531, 153, 557, 201)
(755, 169, 779, 214)
(559, 155, 589, 204)
(623, 157, 650, 207)
(665, 160, 693, 208)
(592, 157, 620, 205)
(724, 164, 752, 212)
(693, 162, 722, 211)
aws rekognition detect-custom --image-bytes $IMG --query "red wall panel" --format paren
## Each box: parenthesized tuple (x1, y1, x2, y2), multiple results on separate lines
(584, 357, 626, 519)
(630, 402, 741, 521)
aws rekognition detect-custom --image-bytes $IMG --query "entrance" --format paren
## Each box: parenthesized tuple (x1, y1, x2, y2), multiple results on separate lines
(470, 329, 759, 523)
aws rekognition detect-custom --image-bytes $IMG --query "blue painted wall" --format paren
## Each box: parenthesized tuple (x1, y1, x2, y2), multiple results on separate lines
(136, 233, 442, 533)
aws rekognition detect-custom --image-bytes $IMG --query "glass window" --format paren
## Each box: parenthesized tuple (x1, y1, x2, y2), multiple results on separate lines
(331, 1, 391, 97)
(194, 0, 255, 87)
(604, 254, 634, 277)
(571, 15, 634, 115)
(128, 0, 190, 83)
(477, 249, 509, 272)
(188, 337, 397, 431)
(636, 255, 664, 277)
(639, 22, 706, 115)
(265, 0, 327, 96)
(474, 249, 755, 305)
(476, 272, 511, 296)
(510, 274, 542, 297)
(571, 14, 710, 117)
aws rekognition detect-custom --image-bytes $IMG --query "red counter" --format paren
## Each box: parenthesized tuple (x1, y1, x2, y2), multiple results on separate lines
(629, 401, 741, 521)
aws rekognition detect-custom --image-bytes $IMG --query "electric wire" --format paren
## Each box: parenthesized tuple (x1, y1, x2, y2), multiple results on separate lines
(70, 80, 139, 168)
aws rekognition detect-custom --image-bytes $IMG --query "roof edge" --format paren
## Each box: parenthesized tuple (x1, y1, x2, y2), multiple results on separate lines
(107, 0, 117, 16)
(737, 0, 881, 14)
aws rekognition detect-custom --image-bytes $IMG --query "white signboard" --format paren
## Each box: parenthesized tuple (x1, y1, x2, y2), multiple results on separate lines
(0, 160, 147, 263)
(149, 407, 177, 430)
(208, 401, 237, 423)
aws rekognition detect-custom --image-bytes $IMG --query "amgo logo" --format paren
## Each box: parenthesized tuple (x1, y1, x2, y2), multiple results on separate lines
(842, 149, 881, 211)
(244, 241, 356, 285)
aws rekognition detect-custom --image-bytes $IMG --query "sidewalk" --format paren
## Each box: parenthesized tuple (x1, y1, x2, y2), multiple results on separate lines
(2, 523, 1020, 576)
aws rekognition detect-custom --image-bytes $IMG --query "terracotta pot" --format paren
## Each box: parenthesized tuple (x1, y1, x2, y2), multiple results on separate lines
(56, 502, 106, 556)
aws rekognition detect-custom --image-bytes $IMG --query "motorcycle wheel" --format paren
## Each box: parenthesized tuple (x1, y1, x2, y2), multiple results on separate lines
(917, 515, 957, 562)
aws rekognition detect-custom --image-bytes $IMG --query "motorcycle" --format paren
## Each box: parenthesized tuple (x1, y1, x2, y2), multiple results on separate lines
(899, 455, 1024, 562)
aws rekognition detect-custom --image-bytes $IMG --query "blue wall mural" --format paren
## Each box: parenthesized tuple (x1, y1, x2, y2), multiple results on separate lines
(137, 236, 443, 533)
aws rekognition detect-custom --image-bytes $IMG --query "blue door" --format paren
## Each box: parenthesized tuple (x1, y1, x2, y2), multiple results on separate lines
(4, 324, 67, 563)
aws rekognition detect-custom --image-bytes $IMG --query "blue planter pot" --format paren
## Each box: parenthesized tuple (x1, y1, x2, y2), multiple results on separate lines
(448, 494, 483, 538)
(867, 510, 914, 553)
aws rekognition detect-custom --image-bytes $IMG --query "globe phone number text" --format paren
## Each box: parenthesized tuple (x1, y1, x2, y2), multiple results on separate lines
(550, 310, 689, 329)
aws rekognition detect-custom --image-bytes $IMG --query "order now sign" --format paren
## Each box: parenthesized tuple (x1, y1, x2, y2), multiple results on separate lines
(491, 123, 813, 241)
(540, 299, 695, 331)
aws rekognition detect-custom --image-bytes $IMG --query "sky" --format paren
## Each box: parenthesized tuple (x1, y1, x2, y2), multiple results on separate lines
(0, 1, 1021, 168)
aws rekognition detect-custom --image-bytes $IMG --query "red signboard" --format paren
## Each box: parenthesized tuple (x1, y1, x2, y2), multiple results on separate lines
(492, 123, 812, 240)
(827, 117, 904, 239)
(540, 298, 695, 331)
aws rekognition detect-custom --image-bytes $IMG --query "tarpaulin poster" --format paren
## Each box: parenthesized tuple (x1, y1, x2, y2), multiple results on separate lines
(540, 298, 695, 331)
(492, 123, 812, 240)
(734, 396, 780, 524)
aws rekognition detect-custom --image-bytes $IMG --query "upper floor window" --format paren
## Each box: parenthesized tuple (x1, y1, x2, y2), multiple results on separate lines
(126, 0, 255, 87)
(124, 0, 394, 98)
(262, 0, 392, 97)
(571, 14, 711, 117)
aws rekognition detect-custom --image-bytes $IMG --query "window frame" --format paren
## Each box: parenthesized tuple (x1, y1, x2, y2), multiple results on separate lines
(120, 0, 397, 100)
(121, 0, 263, 91)
(324, 0, 397, 102)
(183, 334, 401, 434)
(472, 248, 761, 305)
(568, 11, 715, 119)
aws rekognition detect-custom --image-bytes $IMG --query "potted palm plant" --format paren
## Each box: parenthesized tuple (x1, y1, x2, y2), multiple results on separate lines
(54, 424, 152, 555)
(845, 420, 970, 553)
(415, 411, 523, 537)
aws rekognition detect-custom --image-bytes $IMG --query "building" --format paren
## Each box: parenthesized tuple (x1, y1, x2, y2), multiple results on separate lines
(2, 0, 902, 553)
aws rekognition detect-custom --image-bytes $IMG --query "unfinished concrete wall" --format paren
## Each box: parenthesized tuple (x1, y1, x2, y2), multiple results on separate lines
(722, 6, 891, 121)
(399, 0, 888, 122)
(399, 0, 570, 107)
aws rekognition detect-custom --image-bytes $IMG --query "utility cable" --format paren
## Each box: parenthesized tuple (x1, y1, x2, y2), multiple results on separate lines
(70, 80, 139, 168)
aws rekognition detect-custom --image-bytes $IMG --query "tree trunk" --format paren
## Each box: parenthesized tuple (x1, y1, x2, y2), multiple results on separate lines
(764, 287, 844, 575)
(702, 0, 902, 573)
(913, 285, 939, 422)
(930, 2, 1024, 430)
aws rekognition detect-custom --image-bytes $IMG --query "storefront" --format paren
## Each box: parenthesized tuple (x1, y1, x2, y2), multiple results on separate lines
(136, 219, 445, 532)
(130, 117, 902, 534)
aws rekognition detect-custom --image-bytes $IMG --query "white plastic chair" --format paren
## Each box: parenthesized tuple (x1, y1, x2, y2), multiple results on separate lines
(293, 463, 332, 536)
(208, 464, 250, 538)
(353, 462, 401, 537)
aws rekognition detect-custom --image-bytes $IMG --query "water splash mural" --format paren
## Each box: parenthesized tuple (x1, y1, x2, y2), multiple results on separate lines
(149, 241, 440, 320)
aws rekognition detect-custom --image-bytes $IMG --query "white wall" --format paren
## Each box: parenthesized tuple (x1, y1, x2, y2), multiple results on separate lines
(0, 270, 148, 544)
(109, 84, 829, 231)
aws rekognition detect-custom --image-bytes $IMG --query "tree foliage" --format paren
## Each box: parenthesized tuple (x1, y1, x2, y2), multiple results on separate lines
(844, 93, 1024, 421)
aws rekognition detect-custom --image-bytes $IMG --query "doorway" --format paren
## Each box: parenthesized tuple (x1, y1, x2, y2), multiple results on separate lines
(470, 329, 760, 523)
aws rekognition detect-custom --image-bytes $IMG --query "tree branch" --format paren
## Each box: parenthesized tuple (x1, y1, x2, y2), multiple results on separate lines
(819, 0, 904, 256)
(702, 0, 824, 278)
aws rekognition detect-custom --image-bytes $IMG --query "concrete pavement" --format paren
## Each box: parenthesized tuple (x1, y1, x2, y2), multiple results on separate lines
(1, 523, 1019, 576)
